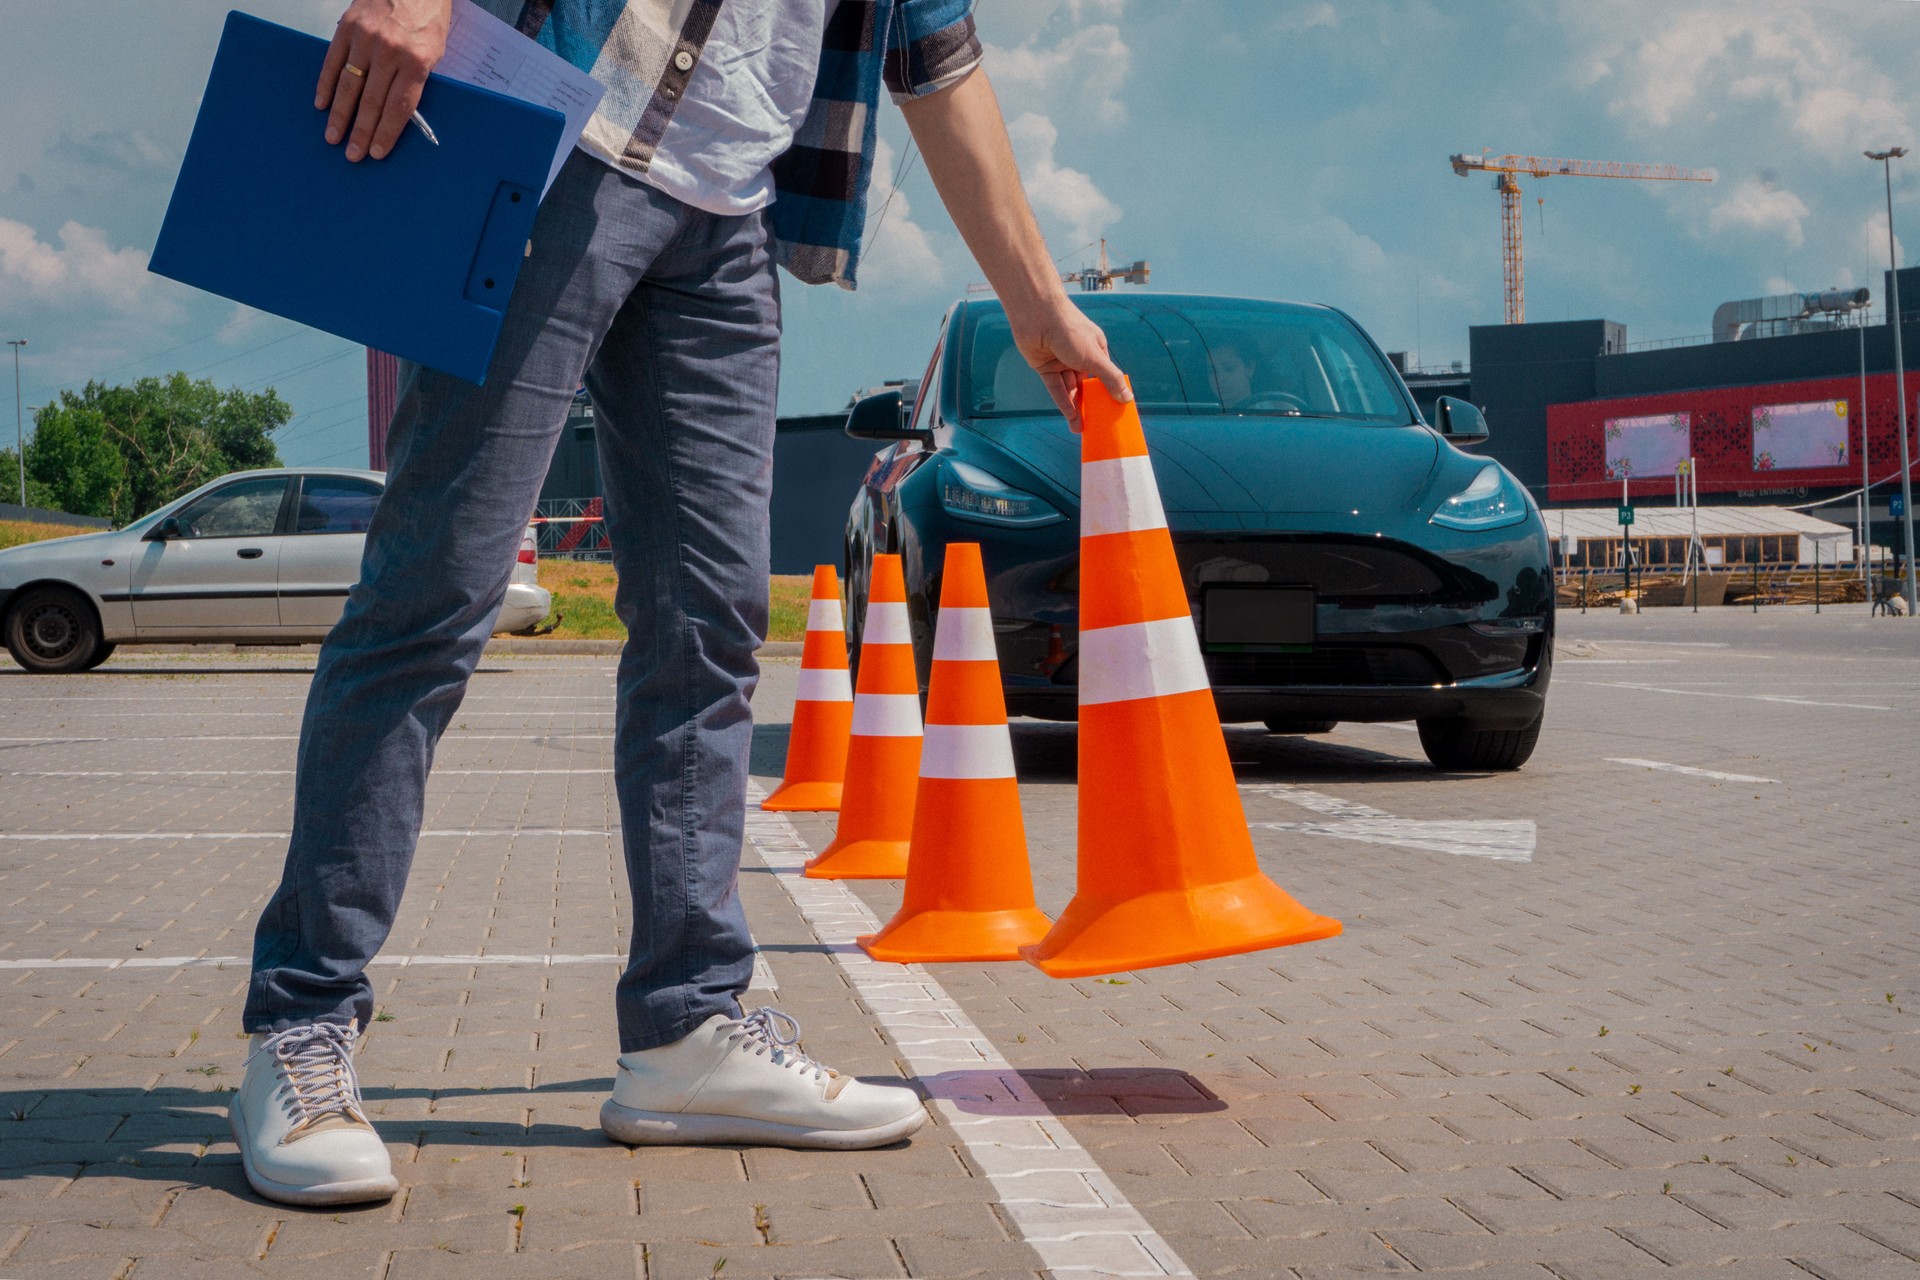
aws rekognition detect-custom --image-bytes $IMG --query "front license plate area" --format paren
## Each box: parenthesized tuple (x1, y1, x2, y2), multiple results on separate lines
(1202, 585, 1316, 653)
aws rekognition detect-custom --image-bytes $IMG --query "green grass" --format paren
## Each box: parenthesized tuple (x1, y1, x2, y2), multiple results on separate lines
(533, 561, 813, 643)
(0, 518, 98, 552)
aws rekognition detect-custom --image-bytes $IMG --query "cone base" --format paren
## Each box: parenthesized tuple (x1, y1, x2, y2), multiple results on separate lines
(760, 780, 843, 812)
(1019, 872, 1342, 979)
(858, 906, 1054, 964)
(803, 838, 909, 879)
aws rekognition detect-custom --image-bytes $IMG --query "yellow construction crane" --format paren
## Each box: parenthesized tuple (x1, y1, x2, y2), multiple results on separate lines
(1450, 152, 1714, 325)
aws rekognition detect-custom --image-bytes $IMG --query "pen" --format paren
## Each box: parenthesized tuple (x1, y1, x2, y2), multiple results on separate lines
(410, 110, 439, 146)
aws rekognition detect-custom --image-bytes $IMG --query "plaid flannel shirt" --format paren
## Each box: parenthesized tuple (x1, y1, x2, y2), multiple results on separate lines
(493, 0, 981, 289)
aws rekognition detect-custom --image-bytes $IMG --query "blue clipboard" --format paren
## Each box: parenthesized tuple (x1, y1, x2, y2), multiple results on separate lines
(150, 11, 566, 385)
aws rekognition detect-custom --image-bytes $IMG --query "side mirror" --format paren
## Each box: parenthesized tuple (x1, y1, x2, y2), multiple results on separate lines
(1434, 396, 1490, 444)
(145, 516, 186, 542)
(845, 389, 932, 443)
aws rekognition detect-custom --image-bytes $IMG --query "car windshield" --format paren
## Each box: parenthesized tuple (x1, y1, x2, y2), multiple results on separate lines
(962, 298, 1411, 424)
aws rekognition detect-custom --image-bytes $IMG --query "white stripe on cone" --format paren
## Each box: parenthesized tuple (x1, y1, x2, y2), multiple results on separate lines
(851, 692, 923, 737)
(1080, 455, 1168, 538)
(863, 601, 912, 645)
(1078, 616, 1210, 706)
(794, 667, 853, 703)
(920, 722, 1016, 779)
(932, 606, 995, 661)
(806, 598, 845, 631)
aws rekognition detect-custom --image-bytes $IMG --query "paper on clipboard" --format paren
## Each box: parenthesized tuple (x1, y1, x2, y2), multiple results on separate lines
(435, 0, 604, 197)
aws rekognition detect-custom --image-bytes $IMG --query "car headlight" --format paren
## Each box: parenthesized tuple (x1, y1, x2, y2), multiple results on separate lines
(1430, 464, 1529, 531)
(940, 459, 1064, 526)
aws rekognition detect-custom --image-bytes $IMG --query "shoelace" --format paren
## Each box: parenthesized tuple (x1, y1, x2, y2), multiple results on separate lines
(726, 1007, 833, 1083)
(248, 1022, 370, 1137)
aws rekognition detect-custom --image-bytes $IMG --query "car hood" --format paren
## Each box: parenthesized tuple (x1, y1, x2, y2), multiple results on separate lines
(976, 415, 1442, 518)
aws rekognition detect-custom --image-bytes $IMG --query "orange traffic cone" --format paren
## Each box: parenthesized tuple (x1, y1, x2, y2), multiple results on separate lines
(1020, 379, 1342, 978)
(763, 565, 853, 812)
(860, 543, 1052, 963)
(805, 554, 920, 879)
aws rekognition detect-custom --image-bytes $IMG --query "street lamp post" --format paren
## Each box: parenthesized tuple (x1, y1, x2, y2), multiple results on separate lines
(1867, 147, 1919, 616)
(6, 339, 23, 509)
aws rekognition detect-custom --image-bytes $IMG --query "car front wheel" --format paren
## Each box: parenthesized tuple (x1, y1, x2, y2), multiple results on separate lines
(5, 586, 107, 674)
(1417, 711, 1543, 771)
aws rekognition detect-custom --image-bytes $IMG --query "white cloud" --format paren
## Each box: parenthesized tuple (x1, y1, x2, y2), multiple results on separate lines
(1573, 3, 1913, 154)
(1865, 210, 1903, 271)
(858, 138, 948, 292)
(1007, 112, 1122, 250)
(983, 13, 1131, 127)
(1709, 176, 1811, 248)
(0, 218, 152, 312)
(1270, 3, 1337, 35)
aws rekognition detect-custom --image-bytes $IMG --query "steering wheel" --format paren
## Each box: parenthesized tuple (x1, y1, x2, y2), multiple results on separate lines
(1235, 391, 1310, 414)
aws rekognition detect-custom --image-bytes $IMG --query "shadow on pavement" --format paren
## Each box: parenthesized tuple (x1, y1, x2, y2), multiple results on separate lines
(1009, 720, 1462, 785)
(922, 1067, 1225, 1116)
(749, 721, 790, 777)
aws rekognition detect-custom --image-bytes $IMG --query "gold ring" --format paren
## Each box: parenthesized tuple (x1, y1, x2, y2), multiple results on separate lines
(343, 62, 366, 77)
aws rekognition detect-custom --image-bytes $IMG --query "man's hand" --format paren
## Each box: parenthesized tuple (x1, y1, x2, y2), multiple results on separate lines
(1008, 301, 1128, 430)
(318, 0, 453, 162)
(901, 69, 1134, 431)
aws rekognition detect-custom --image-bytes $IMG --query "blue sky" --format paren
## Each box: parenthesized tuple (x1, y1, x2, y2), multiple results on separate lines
(5, 0, 1920, 471)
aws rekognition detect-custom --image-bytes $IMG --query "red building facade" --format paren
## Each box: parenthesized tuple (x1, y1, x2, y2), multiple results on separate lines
(1547, 372, 1920, 504)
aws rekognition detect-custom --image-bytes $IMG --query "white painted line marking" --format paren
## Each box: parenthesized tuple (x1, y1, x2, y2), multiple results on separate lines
(0, 734, 615, 743)
(1606, 758, 1779, 784)
(0, 949, 779, 991)
(0, 828, 617, 841)
(741, 787, 1192, 1279)
(1585, 640, 1729, 648)
(1244, 784, 1535, 862)
(0, 769, 613, 779)
(1584, 682, 1891, 711)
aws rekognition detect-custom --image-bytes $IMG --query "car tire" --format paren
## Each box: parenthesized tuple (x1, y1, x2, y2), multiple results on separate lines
(1417, 711, 1543, 771)
(82, 642, 117, 671)
(4, 586, 106, 674)
(1264, 719, 1337, 735)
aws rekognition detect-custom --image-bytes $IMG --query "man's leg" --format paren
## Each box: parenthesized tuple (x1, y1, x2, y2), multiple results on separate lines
(585, 207, 927, 1148)
(232, 155, 693, 1206)
(584, 207, 779, 1054)
(243, 152, 662, 1033)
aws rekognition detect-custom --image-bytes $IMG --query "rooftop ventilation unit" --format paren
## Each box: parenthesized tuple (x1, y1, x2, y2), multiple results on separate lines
(1713, 288, 1870, 342)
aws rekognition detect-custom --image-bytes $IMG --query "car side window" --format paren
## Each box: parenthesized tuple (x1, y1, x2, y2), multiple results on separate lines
(173, 477, 290, 539)
(295, 476, 382, 534)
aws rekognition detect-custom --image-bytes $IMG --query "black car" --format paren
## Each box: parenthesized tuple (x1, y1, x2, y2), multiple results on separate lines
(841, 293, 1553, 770)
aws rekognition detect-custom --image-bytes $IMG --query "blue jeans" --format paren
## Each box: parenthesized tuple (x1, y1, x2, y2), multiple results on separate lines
(244, 151, 779, 1053)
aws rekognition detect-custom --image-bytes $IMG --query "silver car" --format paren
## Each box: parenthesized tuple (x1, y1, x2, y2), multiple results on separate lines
(0, 468, 551, 673)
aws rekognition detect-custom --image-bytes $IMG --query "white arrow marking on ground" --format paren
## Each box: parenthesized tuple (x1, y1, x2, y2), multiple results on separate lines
(1242, 784, 1535, 862)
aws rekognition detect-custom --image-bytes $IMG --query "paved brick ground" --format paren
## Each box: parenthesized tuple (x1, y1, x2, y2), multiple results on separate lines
(0, 610, 1915, 1278)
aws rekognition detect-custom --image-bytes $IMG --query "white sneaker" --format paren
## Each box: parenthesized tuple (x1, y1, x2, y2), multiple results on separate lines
(228, 1022, 398, 1206)
(601, 1007, 928, 1150)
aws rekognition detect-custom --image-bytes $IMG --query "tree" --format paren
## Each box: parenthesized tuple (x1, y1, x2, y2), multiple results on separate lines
(24, 375, 289, 524)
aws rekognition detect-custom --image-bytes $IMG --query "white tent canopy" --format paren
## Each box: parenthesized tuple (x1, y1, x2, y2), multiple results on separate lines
(1544, 505, 1856, 566)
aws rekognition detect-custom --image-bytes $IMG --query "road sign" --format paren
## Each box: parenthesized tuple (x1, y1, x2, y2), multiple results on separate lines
(1617, 505, 1635, 526)
(1894, 493, 1908, 519)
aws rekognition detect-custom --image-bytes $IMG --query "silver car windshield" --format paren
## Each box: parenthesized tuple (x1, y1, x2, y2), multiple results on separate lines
(963, 298, 1413, 425)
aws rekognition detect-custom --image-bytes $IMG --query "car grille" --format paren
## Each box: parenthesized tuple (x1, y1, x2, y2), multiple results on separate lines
(1204, 646, 1444, 687)
(1175, 535, 1494, 604)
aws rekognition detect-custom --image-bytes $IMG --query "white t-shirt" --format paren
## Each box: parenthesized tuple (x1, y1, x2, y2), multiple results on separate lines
(638, 0, 833, 216)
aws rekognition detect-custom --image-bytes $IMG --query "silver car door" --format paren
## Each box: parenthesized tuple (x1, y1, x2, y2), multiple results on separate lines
(277, 474, 381, 632)
(129, 475, 290, 634)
